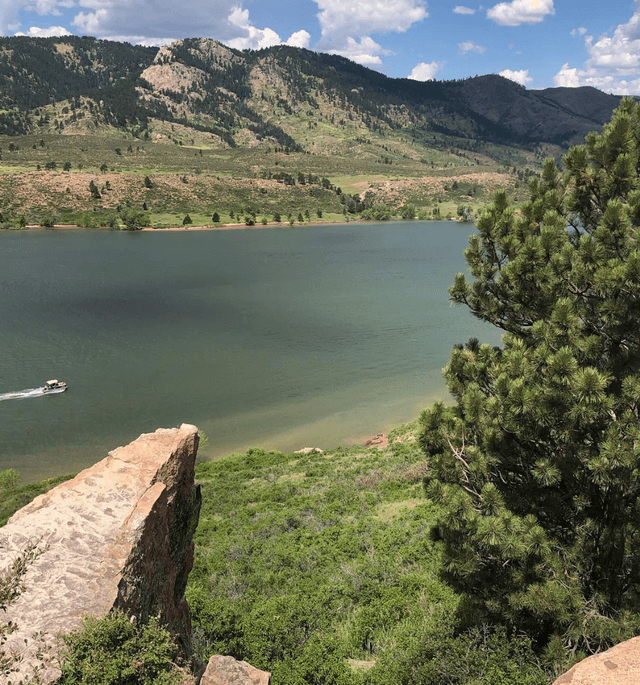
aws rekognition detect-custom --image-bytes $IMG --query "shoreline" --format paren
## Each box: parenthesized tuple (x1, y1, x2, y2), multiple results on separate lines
(19, 218, 364, 232)
(18, 216, 465, 232)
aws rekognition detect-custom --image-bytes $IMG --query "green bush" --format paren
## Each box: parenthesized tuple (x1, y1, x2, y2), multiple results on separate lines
(0, 469, 20, 491)
(120, 209, 149, 230)
(58, 611, 185, 685)
(400, 203, 416, 220)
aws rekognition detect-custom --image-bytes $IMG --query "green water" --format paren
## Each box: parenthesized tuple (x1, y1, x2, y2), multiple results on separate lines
(0, 222, 499, 481)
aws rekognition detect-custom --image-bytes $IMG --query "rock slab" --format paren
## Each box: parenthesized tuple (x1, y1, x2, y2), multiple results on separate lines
(0, 423, 201, 683)
(200, 655, 271, 685)
(553, 636, 640, 684)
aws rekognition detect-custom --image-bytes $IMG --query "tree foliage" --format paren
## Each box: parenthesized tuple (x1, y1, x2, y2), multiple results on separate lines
(421, 99, 640, 661)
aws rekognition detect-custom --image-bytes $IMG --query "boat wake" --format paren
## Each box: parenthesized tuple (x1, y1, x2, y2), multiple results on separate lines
(0, 387, 49, 401)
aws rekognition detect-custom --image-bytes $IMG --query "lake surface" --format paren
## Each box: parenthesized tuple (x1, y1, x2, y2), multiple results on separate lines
(0, 221, 500, 481)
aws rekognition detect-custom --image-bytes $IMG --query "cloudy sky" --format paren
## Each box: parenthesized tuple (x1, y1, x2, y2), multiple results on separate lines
(4, 0, 640, 94)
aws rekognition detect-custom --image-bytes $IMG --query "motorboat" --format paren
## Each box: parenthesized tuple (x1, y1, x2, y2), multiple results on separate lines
(43, 379, 67, 394)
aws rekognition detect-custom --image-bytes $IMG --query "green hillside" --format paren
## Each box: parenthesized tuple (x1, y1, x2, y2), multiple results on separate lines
(0, 36, 625, 227)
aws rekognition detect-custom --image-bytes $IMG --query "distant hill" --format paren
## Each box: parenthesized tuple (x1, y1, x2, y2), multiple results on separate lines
(0, 35, 622, 152)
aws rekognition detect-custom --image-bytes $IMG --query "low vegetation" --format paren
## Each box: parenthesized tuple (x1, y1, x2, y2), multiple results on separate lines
(188, 429, 548, 684)
(0, 131, 536, 230)
(58, 612, 187, 685)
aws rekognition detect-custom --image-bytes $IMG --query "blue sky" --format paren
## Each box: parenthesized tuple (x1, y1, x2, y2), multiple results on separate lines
(3, 0, 640, 94)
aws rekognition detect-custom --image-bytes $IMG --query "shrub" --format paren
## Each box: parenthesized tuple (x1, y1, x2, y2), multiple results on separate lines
(89, 180, 101, 199)
(120, 209, 148, 230)
(58, 611, 185, 685)
(0, 469, 20, 491)
(400, 203, 416, 220)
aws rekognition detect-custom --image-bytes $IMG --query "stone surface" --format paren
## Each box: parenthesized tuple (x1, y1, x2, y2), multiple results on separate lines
(0, 424, 201, 683)
(553, 636, 640, 684)
(364, 433, 388, 448)
(200, 655, 271, 685)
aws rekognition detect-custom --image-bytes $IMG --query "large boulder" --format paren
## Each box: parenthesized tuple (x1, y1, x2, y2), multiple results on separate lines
(0, 424, 201, 683)
(553, 636, 640, 684)
(200, 655, 271, 685)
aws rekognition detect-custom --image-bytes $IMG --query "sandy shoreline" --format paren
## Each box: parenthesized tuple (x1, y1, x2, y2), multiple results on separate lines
(140, 218, 363, 231)
(21, 218, 367, 232)
(22, 216, 462, 232)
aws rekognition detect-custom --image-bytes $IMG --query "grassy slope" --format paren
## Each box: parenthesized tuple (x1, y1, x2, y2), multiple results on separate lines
(0, 123, 538, 228)
(187, 423, 550, 685)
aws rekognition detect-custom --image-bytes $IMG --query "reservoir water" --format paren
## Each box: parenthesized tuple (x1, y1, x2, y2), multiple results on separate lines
(0, 221, 499, 481)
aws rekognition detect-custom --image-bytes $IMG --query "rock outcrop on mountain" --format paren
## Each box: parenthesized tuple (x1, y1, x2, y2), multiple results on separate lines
(0, 423, 201, 683)
(553, 636, 640, 684)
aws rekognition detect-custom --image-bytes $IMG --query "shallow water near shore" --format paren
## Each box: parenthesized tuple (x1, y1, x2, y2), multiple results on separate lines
(0, 221, 499, 481)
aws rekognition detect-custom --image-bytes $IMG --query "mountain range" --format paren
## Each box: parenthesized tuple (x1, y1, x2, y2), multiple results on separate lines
(0, 35, 623, 155)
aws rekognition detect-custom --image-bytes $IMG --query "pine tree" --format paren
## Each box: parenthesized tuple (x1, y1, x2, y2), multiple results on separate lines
(421, 99, 640, 661)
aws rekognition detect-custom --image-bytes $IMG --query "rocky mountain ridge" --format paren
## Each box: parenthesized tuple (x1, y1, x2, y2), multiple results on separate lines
(0, 36, 623, 153)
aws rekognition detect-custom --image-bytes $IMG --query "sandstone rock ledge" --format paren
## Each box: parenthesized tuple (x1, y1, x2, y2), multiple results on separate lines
(0, 423, 202, 683)
(201, 655, 271, 684)
(553, 636, 640, 684)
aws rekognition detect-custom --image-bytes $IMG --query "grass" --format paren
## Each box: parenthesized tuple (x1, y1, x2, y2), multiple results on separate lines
(0, 127, 540, 228)
(187, 423, 550, 685)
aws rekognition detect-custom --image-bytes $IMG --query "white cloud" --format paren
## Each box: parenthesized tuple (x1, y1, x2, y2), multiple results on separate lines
(499, 68, 532, 86)
(553, 63, 580, 87)
(316, 0, 427, 43)
(327, 36, 392, 65)
(458, 40, 485, 54)
(314, 0, 427, 69)
(0, 0, 75, 34)
(72, 8, 107, 34)
(487, 0, 554, 26)
(102, 34, 180, 46)
(408, 61, 441, 81)
(550, 7, 640, 95)
(25, 0, 61, 16)
(14, 24, 71, 37)
(585, 13, 640, 73)
(286, 30, 311, 49)
(553, 62, 640, 95)
(453, 5, 476, 13)
(227, 7, 281, 49)
(50, 0, 254, 45)
(62, 1, 308, 53)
